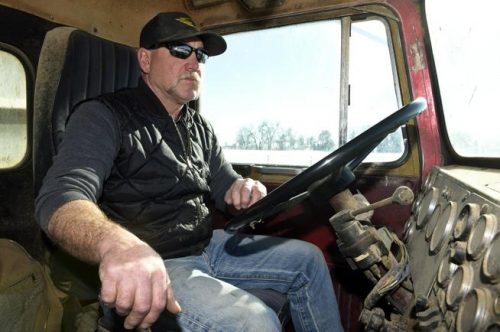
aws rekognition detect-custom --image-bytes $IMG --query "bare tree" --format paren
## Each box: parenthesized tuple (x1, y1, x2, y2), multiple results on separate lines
(232, 122, 335, 151)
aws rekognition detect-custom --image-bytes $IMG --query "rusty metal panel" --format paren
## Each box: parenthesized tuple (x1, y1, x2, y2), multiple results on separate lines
(238, 0, 284, 10)
(0, 0, 381, 46)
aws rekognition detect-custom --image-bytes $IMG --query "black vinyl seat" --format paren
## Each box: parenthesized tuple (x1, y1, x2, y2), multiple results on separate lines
(33, 27, 289, 330)
(33, 27, 141, 194)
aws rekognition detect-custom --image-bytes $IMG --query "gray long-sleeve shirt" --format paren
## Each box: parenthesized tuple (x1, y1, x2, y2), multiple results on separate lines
(35, 98, 238, 235)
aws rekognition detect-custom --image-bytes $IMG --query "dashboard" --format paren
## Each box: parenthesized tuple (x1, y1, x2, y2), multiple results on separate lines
(404, 166, 500, 331)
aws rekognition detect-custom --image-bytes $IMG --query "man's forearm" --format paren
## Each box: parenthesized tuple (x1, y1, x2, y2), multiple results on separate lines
(47, 199, 181, 328)
(47, 199, 143, 264)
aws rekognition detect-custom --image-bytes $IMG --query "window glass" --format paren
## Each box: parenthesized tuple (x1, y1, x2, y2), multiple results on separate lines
(427, 0, 500, 157)
(349, 20, 402, 162)
(202, 17, 401, 166)
(0, 49, 27, 168)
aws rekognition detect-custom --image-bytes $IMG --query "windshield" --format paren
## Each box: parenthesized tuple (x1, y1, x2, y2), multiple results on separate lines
(202, 17, 401, 167)
(426, 0, 500, 158)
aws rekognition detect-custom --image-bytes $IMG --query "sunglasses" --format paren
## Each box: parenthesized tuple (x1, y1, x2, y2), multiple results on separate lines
(153, 42, 209, 64)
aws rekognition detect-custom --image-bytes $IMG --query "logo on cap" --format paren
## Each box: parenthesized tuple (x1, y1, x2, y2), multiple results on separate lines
(176, 17, 197, 28)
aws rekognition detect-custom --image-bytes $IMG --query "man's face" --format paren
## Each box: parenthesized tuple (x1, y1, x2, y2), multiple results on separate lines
(143, 37, 204, 107)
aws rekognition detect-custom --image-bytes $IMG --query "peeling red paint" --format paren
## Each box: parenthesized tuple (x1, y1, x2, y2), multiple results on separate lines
(385, 0, 443, 180)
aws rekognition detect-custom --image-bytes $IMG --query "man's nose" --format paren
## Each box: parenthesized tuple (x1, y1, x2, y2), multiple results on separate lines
(185, 52, 201, 70)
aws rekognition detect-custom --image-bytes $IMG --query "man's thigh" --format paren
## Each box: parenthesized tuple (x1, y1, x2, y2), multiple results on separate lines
(205, 230, 325, 292)
(165, 257, 281, 332)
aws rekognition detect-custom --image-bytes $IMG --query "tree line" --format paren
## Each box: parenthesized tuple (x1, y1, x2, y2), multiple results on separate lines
(225, 121, 403, 153)
(228, 121, 335, 151)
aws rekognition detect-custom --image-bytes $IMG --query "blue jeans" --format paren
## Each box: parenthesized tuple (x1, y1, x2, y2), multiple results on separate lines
(166, 230, 344, 332)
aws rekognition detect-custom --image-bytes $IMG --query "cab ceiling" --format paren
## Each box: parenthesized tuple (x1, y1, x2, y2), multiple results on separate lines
(0, 0, 375, 46)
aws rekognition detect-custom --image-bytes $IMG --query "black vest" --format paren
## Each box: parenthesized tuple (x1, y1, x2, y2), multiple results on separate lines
(96, 85, 216, 259)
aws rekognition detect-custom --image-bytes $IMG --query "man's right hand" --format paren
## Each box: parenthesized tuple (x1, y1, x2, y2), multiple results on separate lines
(47, 200, 181, 330)
(99, 240, 182, 330)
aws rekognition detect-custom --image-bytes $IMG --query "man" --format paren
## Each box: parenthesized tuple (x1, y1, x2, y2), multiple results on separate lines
(35, 12, 343, 332)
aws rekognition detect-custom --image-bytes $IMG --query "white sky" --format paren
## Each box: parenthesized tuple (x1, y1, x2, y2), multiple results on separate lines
(0, 52, 26, 108)
(426, 0, 500, 155)
(200, 21, 342, 147)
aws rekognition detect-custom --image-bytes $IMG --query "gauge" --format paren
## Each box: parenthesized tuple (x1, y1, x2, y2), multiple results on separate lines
(411, 191, 422, 216)
(403, 217, 416, 243)
(416, 187, 440, 229)
(456, 288, 494, 332)
(482, 232, 500, 283)
(423, 170, 437, 192)
(413, 172, 436, 215)
(446, 264, 474, 310)
(454, 203, 481, 241)
(425, 203, 442, 242)
(467, 214, 498, 260)
(438, 249, 458, 288)
(430, 201, 457, 254)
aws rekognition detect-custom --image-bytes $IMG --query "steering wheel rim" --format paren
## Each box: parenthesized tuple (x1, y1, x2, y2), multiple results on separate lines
(225, 98, 427, 232)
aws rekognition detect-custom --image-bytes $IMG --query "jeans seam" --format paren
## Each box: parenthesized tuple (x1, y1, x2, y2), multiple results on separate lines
(180, 311, 217, 332)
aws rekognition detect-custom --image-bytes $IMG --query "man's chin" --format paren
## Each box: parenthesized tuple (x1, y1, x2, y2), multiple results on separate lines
(180, 93, 200, 104)
(170, 84, 200, 103)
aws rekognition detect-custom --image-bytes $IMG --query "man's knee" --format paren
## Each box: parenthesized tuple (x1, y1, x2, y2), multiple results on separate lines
(225, 302, 281, 332)
(168, 266, 281, 332)
(215, 288, 281, 332)
(285, 239, 327, 268)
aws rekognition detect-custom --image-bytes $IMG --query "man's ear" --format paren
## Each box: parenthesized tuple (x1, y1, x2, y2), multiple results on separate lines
(137, 48, 151, 73)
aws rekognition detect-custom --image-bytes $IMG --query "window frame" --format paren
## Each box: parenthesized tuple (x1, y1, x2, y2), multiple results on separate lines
(341, 15, 407, 165)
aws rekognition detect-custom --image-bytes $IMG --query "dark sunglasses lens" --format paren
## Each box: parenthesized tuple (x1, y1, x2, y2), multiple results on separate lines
(195, 50, 208, 64)
(170, 45, 192, 59)
(168, 44, 208, 63)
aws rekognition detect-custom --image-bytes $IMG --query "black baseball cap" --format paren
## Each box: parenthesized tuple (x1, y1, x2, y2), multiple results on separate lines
(140, 12, 227, 56)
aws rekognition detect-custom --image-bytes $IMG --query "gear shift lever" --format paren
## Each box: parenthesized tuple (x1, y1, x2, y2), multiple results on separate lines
(331, 186, 414, 224)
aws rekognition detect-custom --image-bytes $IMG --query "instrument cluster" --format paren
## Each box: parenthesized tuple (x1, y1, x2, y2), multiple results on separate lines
(404, 166, 500, 331)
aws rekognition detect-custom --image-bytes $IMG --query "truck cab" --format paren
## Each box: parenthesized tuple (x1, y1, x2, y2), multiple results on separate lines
(0, 0, 499, 331)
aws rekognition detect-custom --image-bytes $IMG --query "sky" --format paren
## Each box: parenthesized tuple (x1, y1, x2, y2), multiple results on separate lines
(0, 52, 26, 108)
(200, 20, 343, 147)
(200, 19, 399, 147)
(426, 0, 500, 156)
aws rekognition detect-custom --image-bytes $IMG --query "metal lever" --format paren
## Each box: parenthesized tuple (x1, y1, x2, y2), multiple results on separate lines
(351, 186, 414, 217)
(331, 186, 414, 225)
(329, 186, 415, 317)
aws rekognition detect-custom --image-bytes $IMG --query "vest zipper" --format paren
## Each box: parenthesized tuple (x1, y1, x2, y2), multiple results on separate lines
(176, 118, 203, 223)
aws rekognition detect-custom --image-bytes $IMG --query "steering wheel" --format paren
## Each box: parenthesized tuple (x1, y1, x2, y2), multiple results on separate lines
(224, 98, 427, 232)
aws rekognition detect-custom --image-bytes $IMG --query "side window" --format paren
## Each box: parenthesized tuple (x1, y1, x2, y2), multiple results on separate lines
(202, 16, 400, 167)
(0, 48, 27, 169)
(427, 0, 500, 158)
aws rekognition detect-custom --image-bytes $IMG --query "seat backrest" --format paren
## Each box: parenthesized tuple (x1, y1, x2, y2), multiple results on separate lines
(33, 27, 141, 193)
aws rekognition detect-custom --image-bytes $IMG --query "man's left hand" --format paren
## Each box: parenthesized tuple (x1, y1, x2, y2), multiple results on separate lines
(224, 178, 267, 210)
